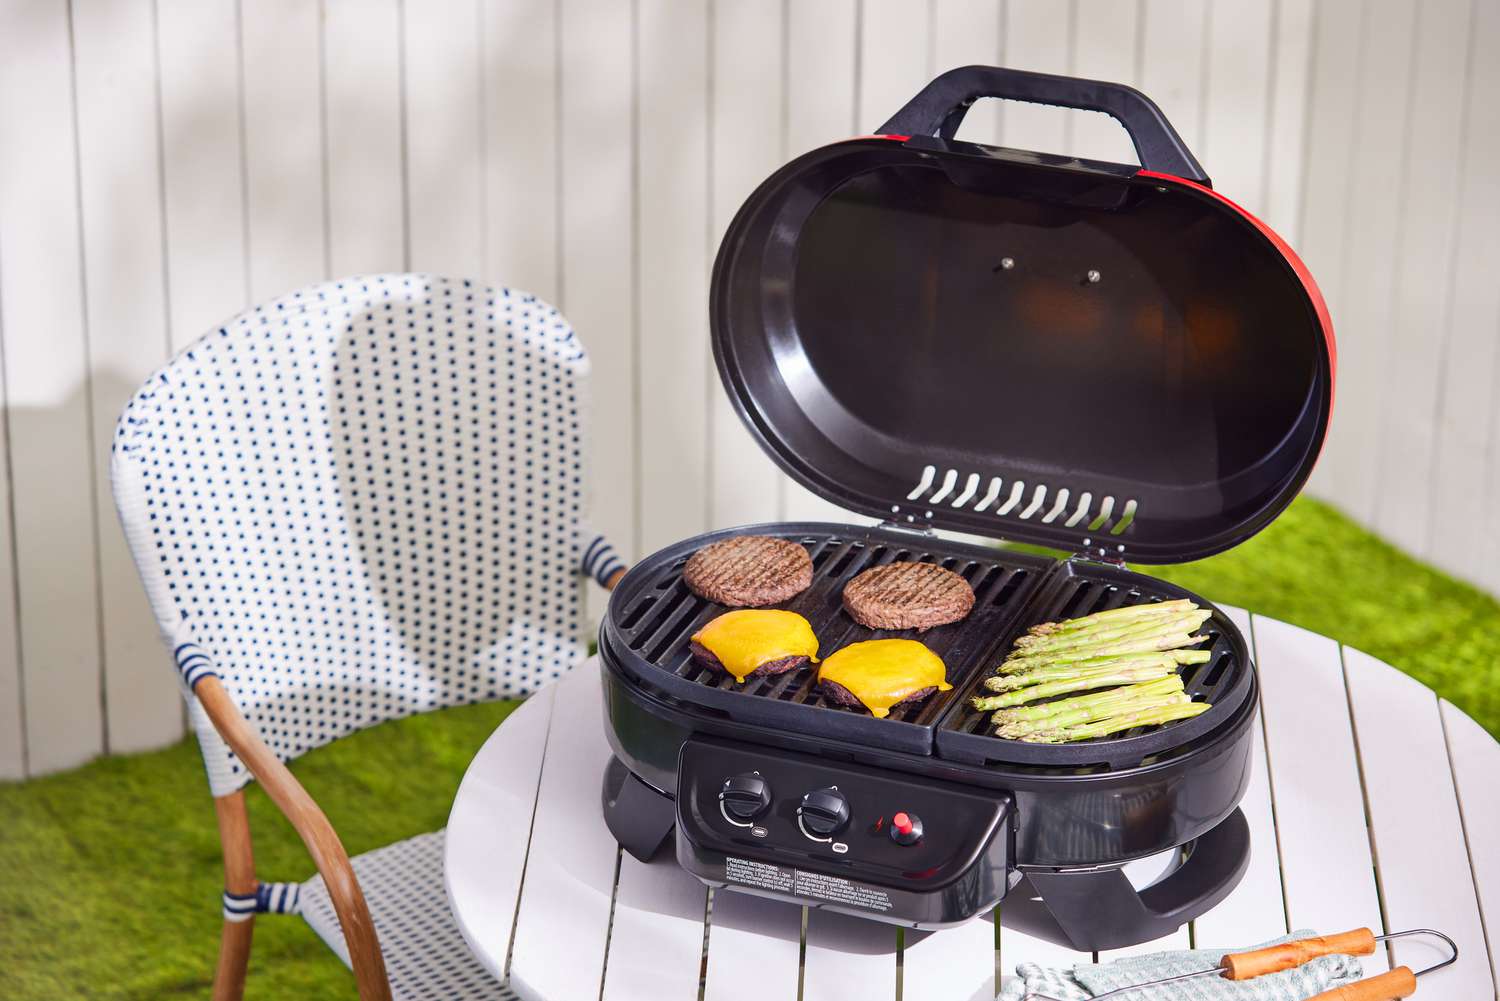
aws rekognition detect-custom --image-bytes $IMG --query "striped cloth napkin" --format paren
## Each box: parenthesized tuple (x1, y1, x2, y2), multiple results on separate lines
(999, 931, 1366, 1000)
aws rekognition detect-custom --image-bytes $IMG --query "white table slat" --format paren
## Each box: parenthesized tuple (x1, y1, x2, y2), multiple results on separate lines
(603, 854, 708, 1001)
(901, 911, 995, 1001)
(702, 892, 803, 1001)
(802, 907, 897, 1001)
(1192, 604, 1290, 947)
(509, 663, 621, 1001)
(1253, 616, 1388, 973)
(450, 621, 1500, 1000)
(444, 684, 556, 979)
(1344, 648, 1493, 996)
(1440, 699, 1500, 997)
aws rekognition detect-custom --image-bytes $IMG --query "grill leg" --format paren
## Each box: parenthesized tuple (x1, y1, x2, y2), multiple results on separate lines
(602, 755, 678, 862)
(1016, 808, 1250, 951)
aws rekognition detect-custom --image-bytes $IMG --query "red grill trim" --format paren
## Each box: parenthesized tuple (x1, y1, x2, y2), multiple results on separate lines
(1134, 169, 1337, 408)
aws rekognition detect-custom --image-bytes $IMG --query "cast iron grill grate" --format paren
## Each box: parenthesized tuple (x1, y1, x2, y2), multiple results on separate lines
(612, 529, 1040, 728)
(604, 524, 1252, 765)
(934, 561, 1251, 768)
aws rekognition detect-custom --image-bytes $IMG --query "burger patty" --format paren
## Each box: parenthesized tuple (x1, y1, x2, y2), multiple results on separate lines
(689, 641, 810, 680)
(683, 535, 813, 607)
(818, 678, 938, 712)
(842, 561, 975, 631)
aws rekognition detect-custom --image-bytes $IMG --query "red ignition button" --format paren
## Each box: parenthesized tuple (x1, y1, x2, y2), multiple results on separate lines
(890, 811, 923, 846)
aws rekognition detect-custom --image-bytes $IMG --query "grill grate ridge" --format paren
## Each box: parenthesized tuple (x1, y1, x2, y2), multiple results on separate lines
(939, 571, 1246, 750)
(606, 525, 1251, 768)
(612, 530, 1042, 728)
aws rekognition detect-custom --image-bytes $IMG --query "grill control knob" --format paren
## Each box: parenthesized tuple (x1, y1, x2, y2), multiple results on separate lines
(798, 787, 850, 839)
(719, 773, 771, 823)
(890, 811, 923, 846)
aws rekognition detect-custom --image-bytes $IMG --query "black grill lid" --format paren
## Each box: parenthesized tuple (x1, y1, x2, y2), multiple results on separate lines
(709, 66, 1335, 564)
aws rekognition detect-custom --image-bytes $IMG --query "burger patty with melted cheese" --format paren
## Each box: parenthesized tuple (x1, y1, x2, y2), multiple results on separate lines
(817, 639, 952, 718)
(689, 609, 820, 683)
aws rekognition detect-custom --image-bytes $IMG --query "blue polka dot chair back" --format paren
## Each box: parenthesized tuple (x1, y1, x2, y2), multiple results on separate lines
(112, 275, 621, 797)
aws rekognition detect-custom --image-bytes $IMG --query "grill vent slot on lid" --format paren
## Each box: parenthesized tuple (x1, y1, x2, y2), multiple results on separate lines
(907, 465, 1138, 536)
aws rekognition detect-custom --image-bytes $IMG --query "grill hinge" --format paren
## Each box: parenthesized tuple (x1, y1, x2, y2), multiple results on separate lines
(1073, 542, 1127, 568)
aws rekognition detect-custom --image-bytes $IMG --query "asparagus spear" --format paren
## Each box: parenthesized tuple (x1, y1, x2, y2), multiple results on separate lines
(994, 680, 1186, 738)
(1017, 701, 1212, 743)
(1000, 629, 1210, 673)
(999, 695, 1188, 739)
(993, 674, 1186, 723)
(983, 652, 1186, 691)
(969, 663, 1177, 711)
(1011, 609, 1211, 655)
(990, 648, 1210, 688)
(1024, 599, 1198, 637)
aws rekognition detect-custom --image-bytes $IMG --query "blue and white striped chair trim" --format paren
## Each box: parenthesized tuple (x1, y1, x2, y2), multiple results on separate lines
(174, 642, 218, 689)
(222, 882, 302, 922)
(222, 890, 258, 923)
(581, 534, 624, 587)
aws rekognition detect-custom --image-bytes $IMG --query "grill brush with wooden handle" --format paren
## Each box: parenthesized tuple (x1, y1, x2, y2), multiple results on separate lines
(1022, 928, 1457, 1001)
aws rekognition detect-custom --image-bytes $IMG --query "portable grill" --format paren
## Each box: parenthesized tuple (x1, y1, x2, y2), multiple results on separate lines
(598, 65, 1334, 950)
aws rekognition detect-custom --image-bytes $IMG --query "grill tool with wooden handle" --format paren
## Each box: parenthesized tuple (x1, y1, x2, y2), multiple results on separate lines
(1021, 928, 1457, 1001)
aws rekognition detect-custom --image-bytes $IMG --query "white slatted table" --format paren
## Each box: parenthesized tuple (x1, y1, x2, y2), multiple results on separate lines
(445, 609, 1499, 1000)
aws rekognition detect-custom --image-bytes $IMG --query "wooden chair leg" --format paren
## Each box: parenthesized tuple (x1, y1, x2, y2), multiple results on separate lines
(213, 791, 257, 1001)
(213, 919, 255, 1001)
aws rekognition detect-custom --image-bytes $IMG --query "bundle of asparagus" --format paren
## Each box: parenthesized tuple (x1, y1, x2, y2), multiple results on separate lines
(971, 599, 1213, 742)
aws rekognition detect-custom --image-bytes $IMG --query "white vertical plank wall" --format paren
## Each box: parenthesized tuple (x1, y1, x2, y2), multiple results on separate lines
(1433, 0, 1500, 592)
(1067, 0, 1138, 164)
(404, 0, 485, 279)
(708, 0, 785, 530)
(323, 0, 406, 276)
(559, 0, 635, 631)
(637, 0, 711, 554)
(72, 0, 181, 755)
(3, 0, 1500, 775)
(0, 0, 103, 775)
(481, 0, 559, 303)
(241, 0, 328, 302)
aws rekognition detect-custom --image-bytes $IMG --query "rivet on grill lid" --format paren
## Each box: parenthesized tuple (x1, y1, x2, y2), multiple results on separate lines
(1086, 269, 1102, 283)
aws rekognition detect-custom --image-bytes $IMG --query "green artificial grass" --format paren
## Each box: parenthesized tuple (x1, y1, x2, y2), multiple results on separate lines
(2, 496, 1497, 1000)
(1150, 498, 1500, 737)
(0, 700, 519, 1000)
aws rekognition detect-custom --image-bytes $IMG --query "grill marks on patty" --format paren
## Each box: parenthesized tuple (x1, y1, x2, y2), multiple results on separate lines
(689, 642, 809, 680)
(683, 535, 813, 607)
(842, 561, 975, 631)
(819, 678, 937, 711)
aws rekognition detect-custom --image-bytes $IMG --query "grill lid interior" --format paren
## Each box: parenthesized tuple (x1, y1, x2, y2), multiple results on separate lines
(709, 69, 1334, 564)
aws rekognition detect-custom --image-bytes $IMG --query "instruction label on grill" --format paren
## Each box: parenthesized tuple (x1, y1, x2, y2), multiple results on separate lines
(724, 857, 894, 913)
(725, 857, 794, 893)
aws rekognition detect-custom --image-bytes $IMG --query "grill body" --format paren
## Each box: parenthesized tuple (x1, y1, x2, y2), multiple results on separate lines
(596, 62, 1332, 951)
(598, 523, 1257, 944)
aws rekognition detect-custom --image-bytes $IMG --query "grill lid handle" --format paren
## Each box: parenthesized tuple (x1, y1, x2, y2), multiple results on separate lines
(878, 64, 1210, 185)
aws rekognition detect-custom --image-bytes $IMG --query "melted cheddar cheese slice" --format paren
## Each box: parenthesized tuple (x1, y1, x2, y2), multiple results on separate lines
(818, 639, 951, 718)
(691, 609, 820, 683)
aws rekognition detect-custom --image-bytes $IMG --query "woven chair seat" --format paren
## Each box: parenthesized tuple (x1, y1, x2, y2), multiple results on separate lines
(299, 831, 516, 1000)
